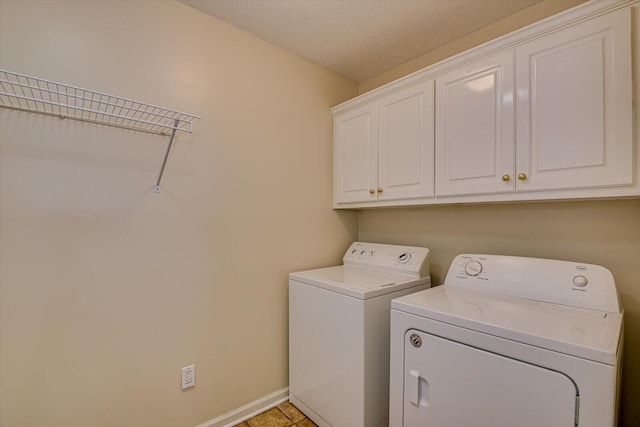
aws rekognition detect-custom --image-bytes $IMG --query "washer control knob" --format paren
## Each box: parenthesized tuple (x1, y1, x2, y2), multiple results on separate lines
(398, 252, 412, 264)
(464, 261, 483, 276)
(573, 275, 588, 287)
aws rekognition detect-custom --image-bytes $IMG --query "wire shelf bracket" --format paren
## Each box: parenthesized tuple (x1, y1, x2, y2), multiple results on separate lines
(0, 69, 201, 192)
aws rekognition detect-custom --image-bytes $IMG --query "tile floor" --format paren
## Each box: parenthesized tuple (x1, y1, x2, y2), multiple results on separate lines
(233, 401, 317, 427)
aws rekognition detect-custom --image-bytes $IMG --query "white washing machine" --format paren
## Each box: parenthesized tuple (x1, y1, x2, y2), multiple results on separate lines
(389, 254, 623, 427)
(289, 242, 431, 427)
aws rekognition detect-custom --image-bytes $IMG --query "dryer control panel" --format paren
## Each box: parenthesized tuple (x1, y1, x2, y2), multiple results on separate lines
(445, 254, 621, 313)
(343, 242, 430, 279)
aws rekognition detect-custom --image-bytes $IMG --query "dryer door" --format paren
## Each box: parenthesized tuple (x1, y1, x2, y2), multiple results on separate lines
(403, 330, 578, 427)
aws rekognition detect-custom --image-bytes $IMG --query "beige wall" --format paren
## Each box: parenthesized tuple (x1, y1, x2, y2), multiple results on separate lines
(357, 1, 640, 426)
(0, 1, 358, 426)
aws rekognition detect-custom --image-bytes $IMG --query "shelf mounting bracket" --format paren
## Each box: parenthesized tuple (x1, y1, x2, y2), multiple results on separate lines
(154, 118, 180, 193)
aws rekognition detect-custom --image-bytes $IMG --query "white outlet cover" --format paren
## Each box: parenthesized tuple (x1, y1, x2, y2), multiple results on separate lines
(181, 365, 195, 389)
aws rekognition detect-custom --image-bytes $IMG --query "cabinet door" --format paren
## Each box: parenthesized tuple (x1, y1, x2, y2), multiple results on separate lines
(515, 8, 633, 192)
(334, 103, 378, 203)
(378, 81, 435, 201)
(435, 51, 515, 196)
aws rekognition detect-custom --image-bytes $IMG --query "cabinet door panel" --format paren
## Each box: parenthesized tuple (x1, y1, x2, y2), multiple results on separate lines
(435, 51, 515, 196)
(379, 81, 435, 201)
(334, 104, 378, 203)
(515, 8, 632, 192)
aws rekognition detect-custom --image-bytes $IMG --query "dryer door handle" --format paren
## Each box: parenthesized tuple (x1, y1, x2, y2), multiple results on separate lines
(408, 369, 430, 407)
(408, 369, 420, 406)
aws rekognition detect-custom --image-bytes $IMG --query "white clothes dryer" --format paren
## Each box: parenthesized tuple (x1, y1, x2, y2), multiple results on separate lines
(289, 242, 431, 427)
(389, 254, 623, 427)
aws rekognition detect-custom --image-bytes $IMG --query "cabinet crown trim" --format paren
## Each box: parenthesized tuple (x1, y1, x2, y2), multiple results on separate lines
(331, 0, 638, 115)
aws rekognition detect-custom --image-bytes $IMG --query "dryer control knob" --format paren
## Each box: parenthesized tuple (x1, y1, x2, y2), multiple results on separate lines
(397, 252, 412, 264)
(464, 261, 483, 276)
(573, 275, 588, 287)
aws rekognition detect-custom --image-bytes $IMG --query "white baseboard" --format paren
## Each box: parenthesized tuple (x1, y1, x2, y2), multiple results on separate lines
(195, 387, 289, 427)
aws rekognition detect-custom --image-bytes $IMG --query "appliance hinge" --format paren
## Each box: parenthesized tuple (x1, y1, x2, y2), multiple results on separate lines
(574, 395, 580, 426)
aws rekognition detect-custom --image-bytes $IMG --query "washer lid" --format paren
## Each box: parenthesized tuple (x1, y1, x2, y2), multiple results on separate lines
(391, 285, 622, 365)
(290, 266, 430, 300)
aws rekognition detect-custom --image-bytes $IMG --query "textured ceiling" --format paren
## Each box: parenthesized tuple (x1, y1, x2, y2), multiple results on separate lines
(180, 0, 542, 82)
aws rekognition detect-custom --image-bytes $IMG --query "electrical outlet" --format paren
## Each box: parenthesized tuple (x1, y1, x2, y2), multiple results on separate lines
(181, 365, 195, 389)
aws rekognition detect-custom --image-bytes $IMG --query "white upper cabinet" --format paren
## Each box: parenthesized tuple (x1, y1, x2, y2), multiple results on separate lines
(435, 51, 515, 196)
(334, 104, 377, 204)
(515, 8, 633, 192)
(334, 81, 435, 206)
(378, 81, 435, 201)
(332, 1, 638, 208)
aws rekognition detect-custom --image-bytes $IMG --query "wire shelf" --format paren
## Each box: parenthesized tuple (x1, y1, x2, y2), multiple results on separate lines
(0, 69, 201, 192)
(0, 69, 200, 134)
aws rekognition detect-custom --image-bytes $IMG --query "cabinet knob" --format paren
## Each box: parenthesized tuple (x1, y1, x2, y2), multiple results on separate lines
(377, 188, 383, 193)
(369, 189, 375, 194)
(501, 174, 511, 182)
(518, 173, 527, 180)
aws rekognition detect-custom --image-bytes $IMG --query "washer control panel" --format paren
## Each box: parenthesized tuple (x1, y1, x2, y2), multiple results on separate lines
(446, 254, 620, 313)
(343, 242, 430, 278)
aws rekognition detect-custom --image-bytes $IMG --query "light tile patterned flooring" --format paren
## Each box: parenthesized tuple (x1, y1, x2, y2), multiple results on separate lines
(233, 401, 317, 427)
